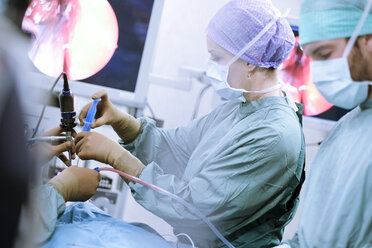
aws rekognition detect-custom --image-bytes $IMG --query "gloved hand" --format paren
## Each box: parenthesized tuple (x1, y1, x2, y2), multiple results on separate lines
(78, 90, 141, 143)
(75, 132, 145, 179)
(48, 166, 100, 202)
(31, 126, 76, 166)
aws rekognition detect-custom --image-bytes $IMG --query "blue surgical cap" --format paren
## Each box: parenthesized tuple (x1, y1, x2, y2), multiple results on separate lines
(206, 0, 295, 69)
(299, 0, 372, 46)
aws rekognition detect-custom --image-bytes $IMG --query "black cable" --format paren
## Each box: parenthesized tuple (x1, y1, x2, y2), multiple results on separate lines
(31, 72, 64, 138)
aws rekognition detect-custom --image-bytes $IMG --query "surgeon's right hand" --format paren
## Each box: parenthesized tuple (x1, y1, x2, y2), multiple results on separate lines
(79, 90, 142, 143)
(48, 166, 100, 202)
(79, 89, 126, 129)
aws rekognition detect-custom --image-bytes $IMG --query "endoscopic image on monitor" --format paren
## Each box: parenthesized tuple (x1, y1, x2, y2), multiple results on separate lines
(82, 0, 154, 93)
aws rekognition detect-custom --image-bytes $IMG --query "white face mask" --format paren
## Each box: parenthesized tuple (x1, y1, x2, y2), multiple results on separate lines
(206, 60, 282, 101)
(206, 12, 282, 102)
(311, 0, 372, 109)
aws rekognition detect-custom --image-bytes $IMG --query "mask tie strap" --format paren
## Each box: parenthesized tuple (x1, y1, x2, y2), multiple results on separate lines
(343, 0, 372, 57)
(236, 84, 282, 103)
(280, 81, 299, 111)
(243, 83, 282, 94)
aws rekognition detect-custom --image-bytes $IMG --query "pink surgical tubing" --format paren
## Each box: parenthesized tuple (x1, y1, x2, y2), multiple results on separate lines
(96, 167, 235, 248)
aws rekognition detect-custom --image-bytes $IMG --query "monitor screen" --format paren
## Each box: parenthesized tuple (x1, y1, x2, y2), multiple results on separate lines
(278, 26, 349, 121)
(81, 0, 154, 93)
(57, 0, 164, 109)
(26, 0, 164, 112)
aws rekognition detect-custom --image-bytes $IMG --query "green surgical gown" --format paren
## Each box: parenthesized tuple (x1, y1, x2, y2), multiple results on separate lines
(124, 96, 305, 248)
(285, 98, 372, 248)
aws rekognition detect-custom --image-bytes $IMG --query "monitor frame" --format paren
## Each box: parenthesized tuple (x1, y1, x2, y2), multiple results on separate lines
(29, 0, 165, 110)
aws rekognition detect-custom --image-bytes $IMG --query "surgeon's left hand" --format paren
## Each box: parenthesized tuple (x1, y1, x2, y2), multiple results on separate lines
(75, 132, 145, 179)
(31, 126, 76, 166)
(48, 166, 100, 202)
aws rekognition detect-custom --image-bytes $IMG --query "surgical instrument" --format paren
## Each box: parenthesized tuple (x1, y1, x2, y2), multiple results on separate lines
(28, 136, 69, 142)
(82, 98, 101, 132)
(31, 72, 64, 138)
(59, 73, 76, 167)
(76, 98, 101, 166)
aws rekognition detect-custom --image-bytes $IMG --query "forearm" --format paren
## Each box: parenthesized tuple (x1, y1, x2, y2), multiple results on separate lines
(111, 150, 145, 183)
(112, 113, 142, 144)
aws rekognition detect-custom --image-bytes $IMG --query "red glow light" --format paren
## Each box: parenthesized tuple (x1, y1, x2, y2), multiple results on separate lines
(279, 37, 333, 116)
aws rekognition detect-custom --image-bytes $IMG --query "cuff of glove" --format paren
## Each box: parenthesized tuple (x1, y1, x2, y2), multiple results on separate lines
(128, 162, 160, 198)
(119, 117, 156, 154)
(47, 179, 70, 202)
(112, 151, 146, 179)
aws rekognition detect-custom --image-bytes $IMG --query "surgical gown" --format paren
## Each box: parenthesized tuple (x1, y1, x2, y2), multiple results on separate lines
(285, 98, 372, 247)
(123, 96, 305, 247)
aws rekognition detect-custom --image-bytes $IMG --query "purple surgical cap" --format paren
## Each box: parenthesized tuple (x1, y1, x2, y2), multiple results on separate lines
(206, 0, 295, 68)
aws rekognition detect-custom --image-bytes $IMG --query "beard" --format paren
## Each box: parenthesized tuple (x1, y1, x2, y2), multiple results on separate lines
(349, 42, 370, 81)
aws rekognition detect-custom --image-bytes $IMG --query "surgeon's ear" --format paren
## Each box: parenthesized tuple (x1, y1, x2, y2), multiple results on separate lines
(245, 63, 256, 79)
(246, 63, 256, 72)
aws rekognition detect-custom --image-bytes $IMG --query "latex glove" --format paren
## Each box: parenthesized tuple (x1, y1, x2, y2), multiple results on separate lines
(31, 126, 76, 166)
(75, 132, 145, 179)
(48, 166, 100, 202)
(78, 90, 141, 143)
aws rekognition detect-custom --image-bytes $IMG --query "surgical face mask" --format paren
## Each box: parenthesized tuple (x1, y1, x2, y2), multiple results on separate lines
(206, 60, 282, 101)
(311, 0, 372, 109)
(311, 58, 372, 109)
(206, 12, 282, 102)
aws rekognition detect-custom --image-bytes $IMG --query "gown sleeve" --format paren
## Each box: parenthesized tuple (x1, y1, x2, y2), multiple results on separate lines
(125, 119, 301, 244)
(121, 115, 213, 177)
(32, 184, 66, 245)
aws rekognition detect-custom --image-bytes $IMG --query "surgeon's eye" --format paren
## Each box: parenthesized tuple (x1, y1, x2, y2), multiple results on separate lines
(318, 52, 331, 60)
(211, 56, 221, 62)
(315, 49, 332, 60)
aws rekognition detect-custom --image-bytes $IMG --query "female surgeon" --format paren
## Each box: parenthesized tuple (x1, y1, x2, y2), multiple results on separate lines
(75, 0, 305, 247)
